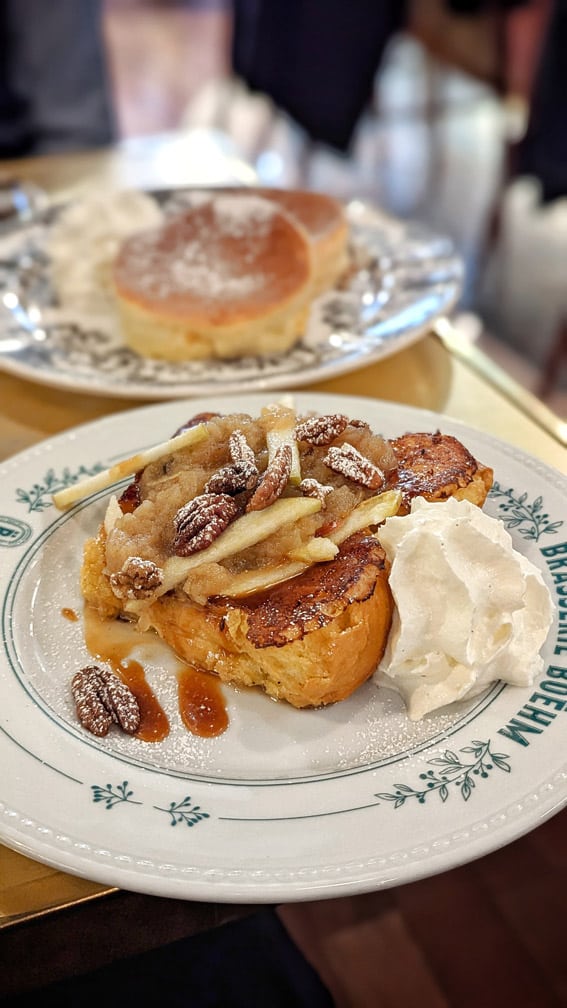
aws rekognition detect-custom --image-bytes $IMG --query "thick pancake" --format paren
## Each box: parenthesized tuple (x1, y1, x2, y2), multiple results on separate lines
(389, 431, 493, 512)
(255, 188, 345, 243)
(254, 187, 349, 294)
(208, 186, 349, 295)
(113, 195, 314, 360)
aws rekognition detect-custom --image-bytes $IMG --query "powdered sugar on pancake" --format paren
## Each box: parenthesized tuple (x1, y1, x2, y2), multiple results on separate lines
(114, 195, 310, 309)
(211, 194, 277, 238)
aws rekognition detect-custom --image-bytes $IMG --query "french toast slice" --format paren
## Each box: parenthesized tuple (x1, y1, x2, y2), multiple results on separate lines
(145, 533, 392, 708)
(79, 407, 493, 710)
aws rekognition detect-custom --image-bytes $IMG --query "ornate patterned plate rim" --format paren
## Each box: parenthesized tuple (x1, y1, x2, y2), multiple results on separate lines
(0, 392, 566, 902)
(0, 190, 463, 399)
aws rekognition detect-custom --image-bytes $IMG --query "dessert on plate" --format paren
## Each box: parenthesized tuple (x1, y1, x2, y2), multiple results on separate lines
(76, 403, 494, 709)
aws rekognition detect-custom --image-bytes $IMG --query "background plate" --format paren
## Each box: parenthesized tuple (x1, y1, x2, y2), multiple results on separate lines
(0, 191, 462, 399)
(1, 393, 565, 902)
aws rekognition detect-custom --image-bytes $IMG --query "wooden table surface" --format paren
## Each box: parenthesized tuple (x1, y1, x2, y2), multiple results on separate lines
(0, 133, 565, 997)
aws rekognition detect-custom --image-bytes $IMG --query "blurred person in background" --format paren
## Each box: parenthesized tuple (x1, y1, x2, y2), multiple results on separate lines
(515, 0, 567, 202)
(0, 0, 115, 158)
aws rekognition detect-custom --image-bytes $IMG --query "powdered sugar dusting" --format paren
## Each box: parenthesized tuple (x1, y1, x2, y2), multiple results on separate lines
(116, 196, 283, 303)
(211, 194, 277, 238)
(324, 443, 385, 490)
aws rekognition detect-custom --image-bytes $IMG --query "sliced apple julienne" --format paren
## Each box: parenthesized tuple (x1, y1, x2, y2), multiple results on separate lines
(288, 537, 338, 563)
(52, 423, 208, 510)
(103, 495, 123, 536)
(158, 496, 322, 596)
(211, 560, 310, 598)
(262, 403, 302, 485)
(275, 393, 296, 410)
(329, 489, 402, 545)
(193, 490, 401, 600)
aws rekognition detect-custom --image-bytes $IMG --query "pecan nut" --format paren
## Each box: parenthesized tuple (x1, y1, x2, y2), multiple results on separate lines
(323, 443, 385, 490)
(71, 665, 140, 736)
(228, 429, 256, 467)
(109, 556, 163, 600)
(299, 478, 334, 506)
(204, 459, 259, 496)
(173, 492, 238, 556)
(246, 444, 292, 512)
(295, 413, 349, 445)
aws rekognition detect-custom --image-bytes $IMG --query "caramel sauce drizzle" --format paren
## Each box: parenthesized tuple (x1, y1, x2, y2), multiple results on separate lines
(117, 661, 169, 743)
(81, 605, 228, 740)
(177, 665, 229, 738)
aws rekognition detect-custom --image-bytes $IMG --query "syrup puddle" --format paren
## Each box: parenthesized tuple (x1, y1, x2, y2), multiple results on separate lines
(177, 664, 229, 737)
(82, 605, 229, 740)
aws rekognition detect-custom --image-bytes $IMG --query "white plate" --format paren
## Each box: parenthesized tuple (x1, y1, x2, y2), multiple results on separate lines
(1, 393, 565, 903)
(0, 191, 462, 399)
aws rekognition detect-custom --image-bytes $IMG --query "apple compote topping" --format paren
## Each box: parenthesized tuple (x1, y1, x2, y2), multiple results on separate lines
(101, 407, 399, 607)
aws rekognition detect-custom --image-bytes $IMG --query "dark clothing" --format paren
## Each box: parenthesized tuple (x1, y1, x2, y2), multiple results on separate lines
(0, 0, 115, 159)
(231, 0, 534, 154)
(232, 0, 406, 152)
(1, 909, 335, 1008)
(516, 0, 567, 202)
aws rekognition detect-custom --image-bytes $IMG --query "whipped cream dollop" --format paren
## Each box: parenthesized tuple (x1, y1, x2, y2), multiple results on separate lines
(375, 496, 554, 720)
(48, 189, 164, 314)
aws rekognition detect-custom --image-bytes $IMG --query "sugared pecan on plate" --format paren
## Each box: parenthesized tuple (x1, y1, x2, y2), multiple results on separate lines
(109, 556, 163, 600)
(295, 413, 349, 446)
(173, 493, 238, 556)
(71, 665, 140, 736)
(246, 444, 292, 512)
(324, 443, 385, 490)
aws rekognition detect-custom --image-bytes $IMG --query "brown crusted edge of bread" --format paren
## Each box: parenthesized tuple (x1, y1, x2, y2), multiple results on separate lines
(143, 534, 393, 708)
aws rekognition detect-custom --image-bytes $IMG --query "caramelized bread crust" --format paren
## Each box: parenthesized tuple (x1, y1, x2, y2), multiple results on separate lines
(390, 432, 493, 512)
(236, 533, 386, 648)
(145, 535, 393, 708)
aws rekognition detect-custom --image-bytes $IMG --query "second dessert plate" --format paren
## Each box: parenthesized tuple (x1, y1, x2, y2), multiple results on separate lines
(0, 190, 462, 399)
